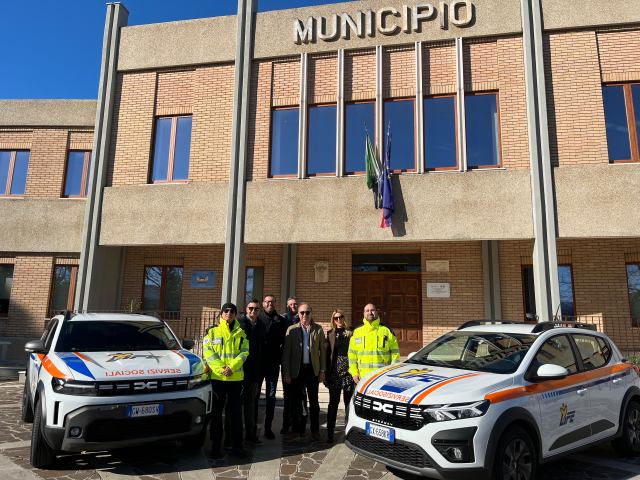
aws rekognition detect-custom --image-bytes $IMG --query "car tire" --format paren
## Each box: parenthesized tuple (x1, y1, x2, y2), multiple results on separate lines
(181, 426, 207, 450)
(491, 426, 536, 480)
(21, 378, 34, 424)
(30, 398, 55, 469)
(612, 400, 640, 456)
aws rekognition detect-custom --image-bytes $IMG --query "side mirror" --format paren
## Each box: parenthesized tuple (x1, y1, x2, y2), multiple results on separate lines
(407, 351, 418, 360)
(534, 364, 568, 381)
(25, 339, 47, 354)
(182, 339, 195, 351)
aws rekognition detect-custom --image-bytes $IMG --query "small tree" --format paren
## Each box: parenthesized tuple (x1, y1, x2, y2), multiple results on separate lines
(123, 299, 142, 313)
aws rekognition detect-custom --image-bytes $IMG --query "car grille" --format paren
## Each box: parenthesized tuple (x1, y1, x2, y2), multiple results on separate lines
(347, 430, 432, 469)
(85, 411, 192, 442)
(95, 377, 190, 396)
(354, 393, 425, 430)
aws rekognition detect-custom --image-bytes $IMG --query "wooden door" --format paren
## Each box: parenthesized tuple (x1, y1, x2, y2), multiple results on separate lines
(352, 274, 385, 328)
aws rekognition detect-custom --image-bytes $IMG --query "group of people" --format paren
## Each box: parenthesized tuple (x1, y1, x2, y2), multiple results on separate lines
(201, 295, 401, 459)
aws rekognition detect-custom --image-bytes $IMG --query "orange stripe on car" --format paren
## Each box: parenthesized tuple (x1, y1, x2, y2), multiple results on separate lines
(411, 373, 485, 405)
(359, 364, 405, 394)
(172, 350, 185, 359)
(38, 354, 73, 380)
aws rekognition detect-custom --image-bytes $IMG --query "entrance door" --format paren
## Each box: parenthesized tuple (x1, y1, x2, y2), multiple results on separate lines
(352, 273, 423, 356)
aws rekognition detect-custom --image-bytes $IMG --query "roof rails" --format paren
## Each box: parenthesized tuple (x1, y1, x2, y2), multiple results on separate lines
(531, 321, 597, 333)
(458, 320, 525, 330)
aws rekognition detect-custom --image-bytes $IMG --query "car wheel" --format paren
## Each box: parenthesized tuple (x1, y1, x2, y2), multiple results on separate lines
(612, 400, 640, 456)
(21, 379, 34, 423)
(30, 398, 55, 469)
(491, 426, 536, 480)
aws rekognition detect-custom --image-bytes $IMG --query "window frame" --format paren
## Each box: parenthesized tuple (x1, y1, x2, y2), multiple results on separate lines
(571, 333, 613, 371)
(383, 97, 417, 173)
(63, 151, 92, 198)
(344, 100, 376, 176)
(150, 115, 192, 184)
(625, 262, 640, 327)
(603, 83, 640, 163)
(306, 102, 337, 177)
(141, 265, 184, 316)
(423, 93, 459, 172)
(269, 106, 300, 179)
(521, 264, 577, 321)
(465, 91, 503, 170)
(0, 150, 29, 197)
(0, 263, 13, 319)
(525, 334, 582, 381)
(49, 265, 78, 316)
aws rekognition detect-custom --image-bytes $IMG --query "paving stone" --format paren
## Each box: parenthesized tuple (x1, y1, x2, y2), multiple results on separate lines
(292, 473, 313, 479)
(282, 454, 303, 463)
(367, 470, 386, 479)
(372, 462, 388, 472)
(218, 469, 241, 477)
(347, 469, 363, 476)
(351, 455, 376, 470)
(297, 458, 319, 473)
(310, 451, 328, 461)
(280, 464, 297, 475)
(212, 465, 237, 474)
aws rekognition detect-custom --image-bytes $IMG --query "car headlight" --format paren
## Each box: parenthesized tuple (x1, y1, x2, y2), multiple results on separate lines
(51, 378, 98, 396)
(421, 400, 490, 422)
(187, 372, 209, 390)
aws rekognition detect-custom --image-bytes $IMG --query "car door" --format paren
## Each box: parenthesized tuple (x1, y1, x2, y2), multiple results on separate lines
(532, 334, 592, 457)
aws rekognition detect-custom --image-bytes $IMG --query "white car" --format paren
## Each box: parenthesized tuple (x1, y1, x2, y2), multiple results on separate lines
(21, 312, 212, 468)
(345, 320, 640, 480)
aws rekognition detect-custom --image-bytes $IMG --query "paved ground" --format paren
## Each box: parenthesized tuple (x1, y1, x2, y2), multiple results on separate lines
(3, 378, 640, 480)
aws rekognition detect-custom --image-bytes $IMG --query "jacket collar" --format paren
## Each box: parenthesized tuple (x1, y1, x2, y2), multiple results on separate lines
(362, 318, 381, 330)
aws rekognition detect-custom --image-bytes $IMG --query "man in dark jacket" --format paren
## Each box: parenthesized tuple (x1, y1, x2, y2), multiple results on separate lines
(257, 294, 286, 440)
(281, 296, 307, 435)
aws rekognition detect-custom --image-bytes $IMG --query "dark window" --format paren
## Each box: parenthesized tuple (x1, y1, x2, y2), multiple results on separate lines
(383, 99, 416, 172)
(50, 266, 78, 315)
(353, 253, 421, 272)
(143, 266, 183, 315)
(602, 84, 640, 162)
(532, 334, 578, 374)
(522, 266, 536, 320)
(572, 334, 611, 370)
(345, 102, 375, 174)
(0, 150, 30, 196)
(626, 264, 640, 327)
(44, 319, 59, 350)
(64, 151, 92, 197)
(151, 116, 192, 183)
(466, 93, 501, 168)
(245, 267, 264, 309)
(522, 265, 575, 320)
(424, 96, 457, 170)
(307, 104, 336, 176)
(0, 265, 13, 318)
(271, 108, 299, 177)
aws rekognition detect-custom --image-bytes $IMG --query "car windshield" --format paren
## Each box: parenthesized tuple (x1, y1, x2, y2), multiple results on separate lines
(55, 320, 181, 352)
(408, 331, 538, 374)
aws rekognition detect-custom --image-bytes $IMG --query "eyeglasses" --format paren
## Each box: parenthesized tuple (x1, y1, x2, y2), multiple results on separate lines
(334, 315, 344, 321)
(223, 309, 236, 314)
(248, 307, 260, 312)
(299, 311, 311, 316)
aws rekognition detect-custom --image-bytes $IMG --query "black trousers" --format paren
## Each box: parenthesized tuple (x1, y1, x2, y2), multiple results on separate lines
(290, 364, 320, 433)
(327, 386, 353, 430)
(210, 380, 243, 450)
(283, 380, 308, 430)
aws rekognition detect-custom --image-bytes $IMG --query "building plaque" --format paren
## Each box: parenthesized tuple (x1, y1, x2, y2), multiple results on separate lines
(427, 283, 450, 298)
(190, 271, 215, 289)
(314, 261, 329, 283)
(425, 260, 450, 272)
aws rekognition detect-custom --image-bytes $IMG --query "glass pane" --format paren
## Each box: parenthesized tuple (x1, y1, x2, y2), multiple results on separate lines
(523, 267, 536, 317)
(51, 266, 73, 312)
(573, 334, 607, 370)
(10, 151, 30, 195)
(627, 264, 640, 326)
(143, 267, 162, 311)
(172, 117, 192, 181)
(85, 153, 92, 196)
(164, 267, 183, 312)
(424, 97, 457, 169)
(271, 109, 299, 176)
(603, 85, 632, 161)
(308, 105, 336, 175)
(466, 94, 500, 167)
(0, 265, 13, 315)
(65, 152, 86, 196)
(0, 151, 11, 195)
(384, 100, 416, 170)
(345, 103, 375, 174)
(152, 118, 172, 182)
(245, 268, 264, 309)
(533, 335, 578, 373)
(558, 266, 575, 317)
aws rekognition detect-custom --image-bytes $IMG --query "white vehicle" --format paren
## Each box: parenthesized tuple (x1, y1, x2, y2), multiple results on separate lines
(345, 320, 640, 480)
(21, 312, 212, 468)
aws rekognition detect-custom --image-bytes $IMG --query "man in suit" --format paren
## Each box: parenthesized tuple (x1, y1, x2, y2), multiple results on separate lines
(282, 302, 326, 442)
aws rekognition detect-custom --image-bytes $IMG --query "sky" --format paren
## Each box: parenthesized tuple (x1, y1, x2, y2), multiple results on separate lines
(0, 0, 331, 100)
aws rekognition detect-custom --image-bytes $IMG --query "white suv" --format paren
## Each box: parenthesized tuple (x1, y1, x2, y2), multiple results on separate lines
(21, 312, 212, 468)
(345, 320, 640, 480)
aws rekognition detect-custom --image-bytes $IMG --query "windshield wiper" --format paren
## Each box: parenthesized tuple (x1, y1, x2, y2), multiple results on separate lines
(409, 358, 456, 368)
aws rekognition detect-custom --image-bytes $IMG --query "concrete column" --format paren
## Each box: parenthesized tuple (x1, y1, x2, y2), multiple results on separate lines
(298, 53, 308, 180)
(221, 0, 258, 307)
(455, 37, 468, 172)
(415, 42, 425, 174)
(376, 45, 384, 158)
(280, 244, 297, 303)
(336, 49, 345, 177)
(520, 0, 561, 322)
(75, 3, 129, 311)
(483, 240, 502, 319)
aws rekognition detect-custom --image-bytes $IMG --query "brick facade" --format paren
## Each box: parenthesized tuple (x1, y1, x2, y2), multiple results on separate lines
(383, 46, 416, 99)
(344, 49, 376, 101)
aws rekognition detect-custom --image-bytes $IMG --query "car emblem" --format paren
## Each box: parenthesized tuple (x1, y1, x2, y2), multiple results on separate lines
(133, 381, 158, 390)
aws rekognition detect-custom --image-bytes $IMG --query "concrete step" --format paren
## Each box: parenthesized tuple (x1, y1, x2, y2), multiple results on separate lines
(0, 366, 24, 382)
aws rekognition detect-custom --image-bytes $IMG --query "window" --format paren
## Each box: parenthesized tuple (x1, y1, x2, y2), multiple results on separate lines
(0, 150, 30, 196)
(602, 84, 640, 162)
(572, 334, 611, 370)
(245, 267, 264, 309)
(307, 104, 337, 176)
(345, 102, 375, 175)
(143, 266, 183, 314)
(466, 93, 501, 168)
(424, 96, 457, 170)
(43, 319, 59, 351)
(64, 151, 92, 197)
(0, 265, 13, 318)
(50, 266, 78, 315)
(522, 265, 576, 320)
(626, 263, 640, 327)
(352, 253, 421, 272)
(270, 108, 299, 177)
(383, 99, 416, 172)
(532, 335, 578, 374)
(151, 116, 192, 183)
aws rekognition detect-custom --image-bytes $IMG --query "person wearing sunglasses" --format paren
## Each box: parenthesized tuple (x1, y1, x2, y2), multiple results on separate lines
(323, 310, 355, 443)
(282, 303, 326, 442)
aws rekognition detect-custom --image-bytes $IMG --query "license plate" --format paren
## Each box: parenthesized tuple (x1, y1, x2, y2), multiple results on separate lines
(366, 423, 394, 443)
(126, 404, 164, 418)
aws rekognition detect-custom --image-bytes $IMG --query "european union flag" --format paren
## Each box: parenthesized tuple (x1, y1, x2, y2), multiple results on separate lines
(380, 122, 394, 228)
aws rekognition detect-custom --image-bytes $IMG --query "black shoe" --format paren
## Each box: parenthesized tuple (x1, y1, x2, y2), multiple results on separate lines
(327, 429, 334, 443)
(209, 450, 224, 459)
(264, 428, 276, 440)
(245, 434, 264, 446)
(223, 437, 233, 450)
(280, 425, 290, 435)
(231, 447, 248, 458)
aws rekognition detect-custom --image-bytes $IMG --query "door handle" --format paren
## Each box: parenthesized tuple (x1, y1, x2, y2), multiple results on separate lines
(577, 388, 588, 395)
(613, 378, 623, 384)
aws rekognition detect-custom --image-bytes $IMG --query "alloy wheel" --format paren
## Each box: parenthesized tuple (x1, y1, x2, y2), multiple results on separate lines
(628, 408, 640, 447)
(502, 438, 533, 480)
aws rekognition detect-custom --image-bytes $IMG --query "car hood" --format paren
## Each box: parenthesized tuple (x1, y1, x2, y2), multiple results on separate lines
(44, 350, 206, 381)
(357, 362, 514, 405)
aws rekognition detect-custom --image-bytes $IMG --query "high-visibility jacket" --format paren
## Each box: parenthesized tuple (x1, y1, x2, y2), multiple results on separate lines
(348, 318, 400, 377)
(203, 319, 249, 381)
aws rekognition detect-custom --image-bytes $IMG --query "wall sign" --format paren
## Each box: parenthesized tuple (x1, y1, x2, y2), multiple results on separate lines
(426, 260, 450, 272)
(427, 283, 450, 298)
(190, 271, 215, 289)
(314, 261, 329, 283)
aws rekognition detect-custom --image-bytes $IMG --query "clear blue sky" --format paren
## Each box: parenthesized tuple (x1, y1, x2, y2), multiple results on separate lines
(0, 0, 330, 100)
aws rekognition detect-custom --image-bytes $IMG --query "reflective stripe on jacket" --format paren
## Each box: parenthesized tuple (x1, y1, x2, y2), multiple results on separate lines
(203, 319, 249, 381)
(348, 318, 400, 377)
